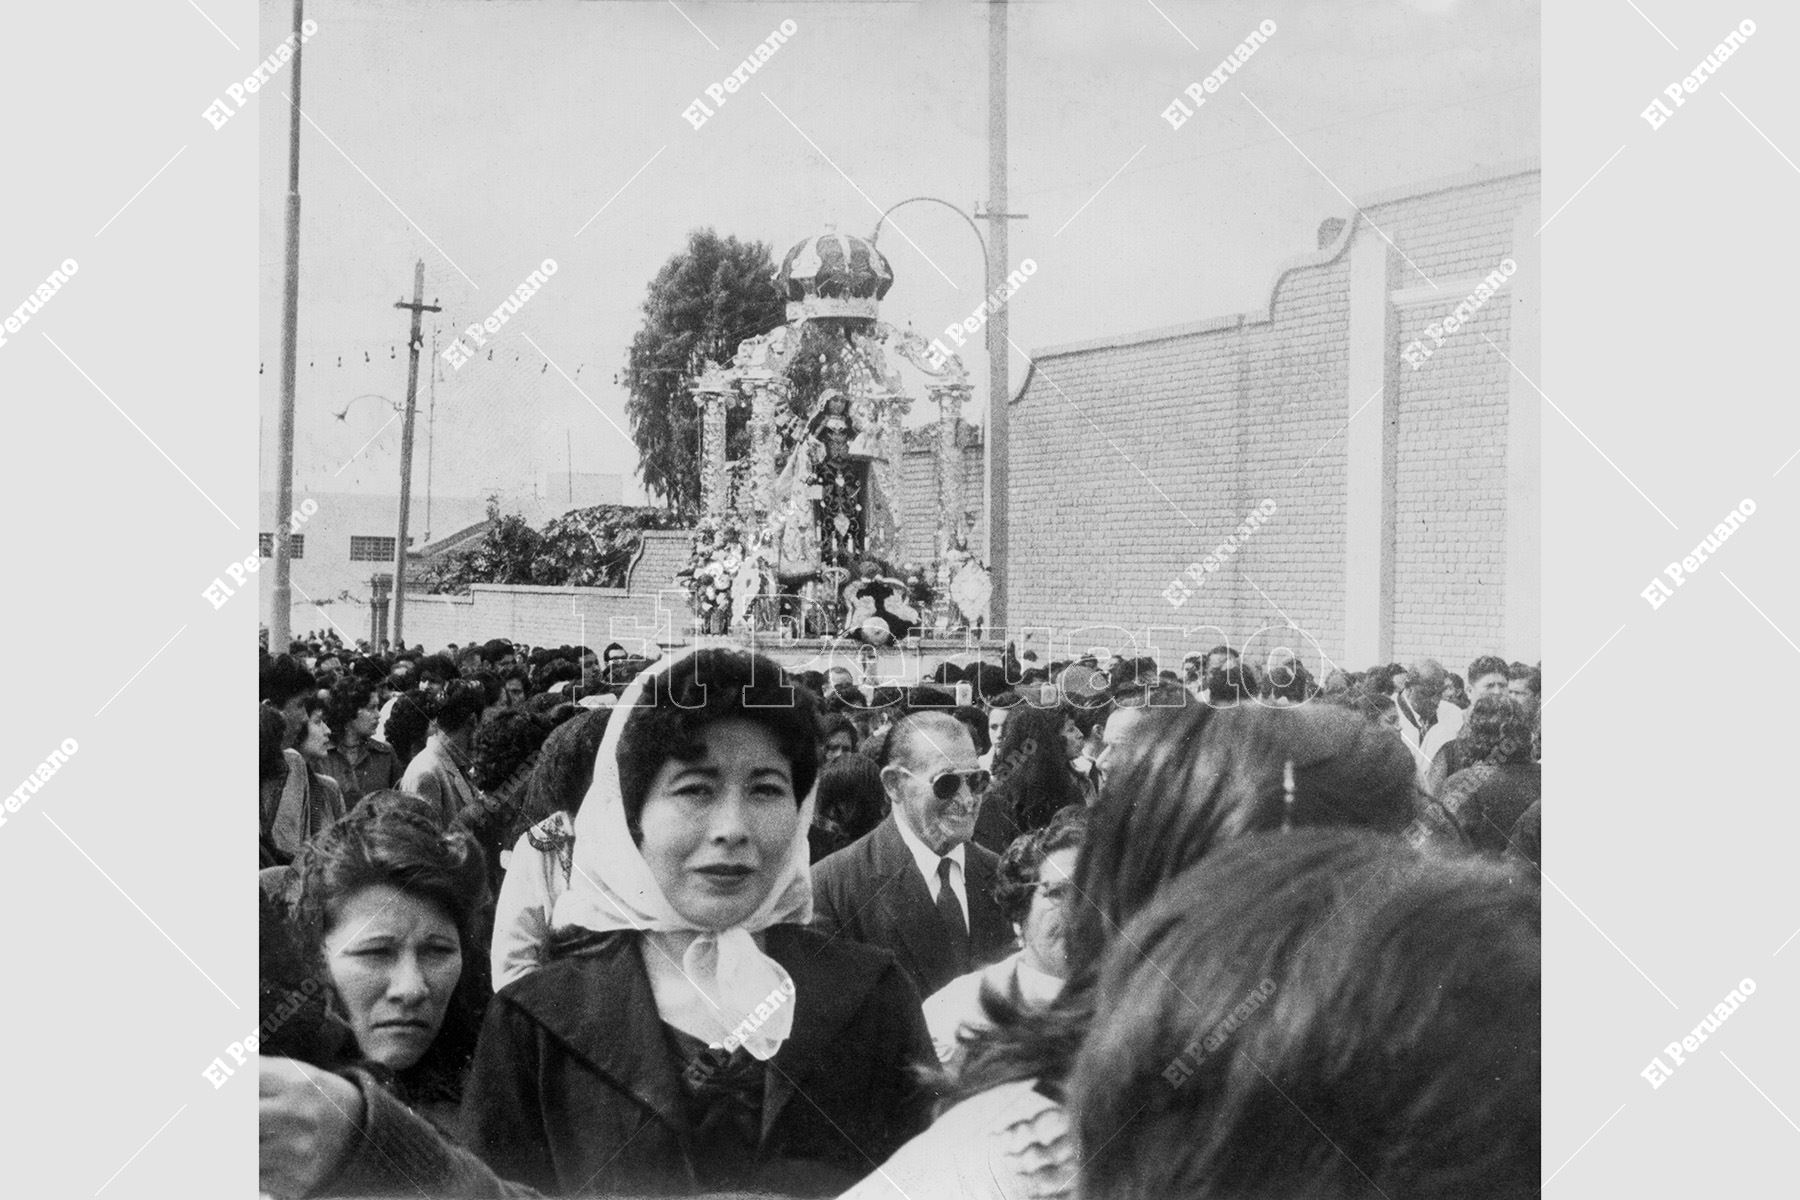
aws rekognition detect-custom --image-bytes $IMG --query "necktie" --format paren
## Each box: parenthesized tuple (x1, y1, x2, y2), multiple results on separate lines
(936, 856, 970, 973)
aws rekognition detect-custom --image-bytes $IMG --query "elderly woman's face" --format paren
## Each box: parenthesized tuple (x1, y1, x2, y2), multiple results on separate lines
(323, 884, 462, 1071)
(639, 719, 800, 930)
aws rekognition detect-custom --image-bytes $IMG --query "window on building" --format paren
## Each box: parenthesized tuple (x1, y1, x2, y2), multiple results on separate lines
(258, 533, 304, 559)
(350, 536, 398, 562)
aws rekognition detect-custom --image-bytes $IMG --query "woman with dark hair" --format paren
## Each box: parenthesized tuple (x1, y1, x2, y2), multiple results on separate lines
(382, 690, 433, 767)
(447, 709, 558, 962)
(923, 808, 1086, 1064)
(320, 677, 401, 810)
(972, 703, 1088, 855)
(489, 707, 611, 990)
(808, 753, 888, 863)
(461, 648, 935, 1196)
(400, 679, 486, 828)
(1072, 829, 1539, 1200)
(1427, 691, 1533, 797)
(842, 702, 1418, 1200)
(1430, 695, 1541, 853)
(260, 698, 346, 867)
(258, 792, 532, 1198)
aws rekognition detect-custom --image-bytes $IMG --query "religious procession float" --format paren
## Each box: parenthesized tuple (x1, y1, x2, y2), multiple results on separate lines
(675, 229, 996, 656)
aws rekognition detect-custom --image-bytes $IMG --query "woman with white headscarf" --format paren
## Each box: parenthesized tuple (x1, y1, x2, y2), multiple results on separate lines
(459, 646, 936, 1196)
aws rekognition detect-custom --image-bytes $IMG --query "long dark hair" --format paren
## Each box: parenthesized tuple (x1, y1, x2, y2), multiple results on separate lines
(1072, 829, 1539, 1200)
(988, 703, 1085, 834)
(952, 702, 1419, 1102)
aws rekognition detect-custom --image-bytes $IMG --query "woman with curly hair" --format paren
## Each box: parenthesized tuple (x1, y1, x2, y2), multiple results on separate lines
(923, 808, 1086, 1064)
(971, 703, 1088, 855)
(1429, 694, 1541, 854)
(1427, 686, 1535, 796)
(320, 677, 401, 811)
(458, 709, 555, 881)
(258, 791, 532, 1198)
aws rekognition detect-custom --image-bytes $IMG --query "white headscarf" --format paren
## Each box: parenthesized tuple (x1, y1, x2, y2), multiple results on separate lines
(551, 647, 814, 1059)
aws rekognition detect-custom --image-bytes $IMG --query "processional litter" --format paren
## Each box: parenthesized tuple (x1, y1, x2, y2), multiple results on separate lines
(679, 230, 994, 645)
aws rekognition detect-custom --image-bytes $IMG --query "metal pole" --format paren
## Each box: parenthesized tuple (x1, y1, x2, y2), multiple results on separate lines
(270, 0, 304, 653)
(986, 0, 1010, 634)
(390, 261, 439, 650)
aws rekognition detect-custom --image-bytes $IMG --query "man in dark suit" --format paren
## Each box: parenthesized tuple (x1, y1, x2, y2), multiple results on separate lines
(812, 711, 1012, 999)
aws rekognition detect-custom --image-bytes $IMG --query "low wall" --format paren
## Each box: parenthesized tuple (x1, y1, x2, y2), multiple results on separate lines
(400, 584, 679, 652)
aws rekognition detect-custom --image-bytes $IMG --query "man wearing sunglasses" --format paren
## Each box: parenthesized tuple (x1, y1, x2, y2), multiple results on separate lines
(812, 711, 1012, 999)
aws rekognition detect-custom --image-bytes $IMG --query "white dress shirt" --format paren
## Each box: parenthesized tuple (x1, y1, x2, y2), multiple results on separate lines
(893, 813, 969, 927)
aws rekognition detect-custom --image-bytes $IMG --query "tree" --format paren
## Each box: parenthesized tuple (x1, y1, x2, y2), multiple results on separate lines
(625, 229, 786, 519)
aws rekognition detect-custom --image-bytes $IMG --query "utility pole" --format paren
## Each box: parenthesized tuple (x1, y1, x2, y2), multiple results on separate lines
(390, 260, 440, 651)
(424, 325, 437, 544)
(270, 0, 305, 653)
(979, 0, 1025, 637)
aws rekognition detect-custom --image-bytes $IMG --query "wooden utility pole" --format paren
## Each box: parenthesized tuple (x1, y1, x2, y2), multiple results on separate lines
(270, 0, 305, 653)
(423, 325, 437, 544)
(390, 260, 440, 651)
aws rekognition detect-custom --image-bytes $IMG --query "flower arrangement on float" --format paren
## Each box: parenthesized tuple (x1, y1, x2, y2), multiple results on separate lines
(678, 517, 755, 629)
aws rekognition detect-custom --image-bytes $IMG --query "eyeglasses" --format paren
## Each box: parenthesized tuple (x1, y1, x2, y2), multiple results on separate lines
(895, 766, 991, 801)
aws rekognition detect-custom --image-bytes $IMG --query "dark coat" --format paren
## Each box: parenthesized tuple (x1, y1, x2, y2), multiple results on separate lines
(457, 924, 935, 1197)
(1439, 762, 1542, 854)
(811, 815, 1012, 999)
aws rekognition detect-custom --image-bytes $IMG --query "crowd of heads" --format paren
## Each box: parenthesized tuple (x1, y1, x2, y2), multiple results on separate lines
(260, 629, 1540, 1197)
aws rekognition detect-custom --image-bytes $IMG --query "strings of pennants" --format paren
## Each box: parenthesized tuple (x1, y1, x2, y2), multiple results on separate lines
(258, 348, 589, 377)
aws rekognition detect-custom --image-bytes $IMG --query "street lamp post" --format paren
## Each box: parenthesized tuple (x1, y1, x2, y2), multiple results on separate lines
(870, 190, 1023, 638)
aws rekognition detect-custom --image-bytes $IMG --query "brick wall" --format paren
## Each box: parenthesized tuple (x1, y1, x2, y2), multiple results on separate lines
(898, 437, 985, 569)
(1006, 164, 1539, 671)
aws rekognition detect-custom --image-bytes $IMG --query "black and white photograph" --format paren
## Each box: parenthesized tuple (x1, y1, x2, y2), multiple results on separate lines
(6, 0, 1800, 1197)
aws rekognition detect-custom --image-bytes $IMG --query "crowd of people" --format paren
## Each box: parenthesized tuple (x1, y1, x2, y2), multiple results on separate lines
(257, 630, 1541, 1199)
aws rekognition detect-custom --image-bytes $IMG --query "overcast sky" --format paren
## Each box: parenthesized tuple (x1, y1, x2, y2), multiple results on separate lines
(258, 0, 1538, 507)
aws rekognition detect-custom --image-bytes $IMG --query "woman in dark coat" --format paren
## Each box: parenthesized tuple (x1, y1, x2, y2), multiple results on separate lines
(1433, 695, 1540, 854)
(258, 792, 533, 1198)
(459, 647, 936, 1196)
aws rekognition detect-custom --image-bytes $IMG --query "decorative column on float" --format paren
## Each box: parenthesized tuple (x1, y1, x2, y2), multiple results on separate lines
(929, 379, 970, 573)
(693, 364, 732, 521)
(745, 370, 781, 521)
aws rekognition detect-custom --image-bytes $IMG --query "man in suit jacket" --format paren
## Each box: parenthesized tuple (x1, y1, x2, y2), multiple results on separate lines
(812, 711, 1012, 999)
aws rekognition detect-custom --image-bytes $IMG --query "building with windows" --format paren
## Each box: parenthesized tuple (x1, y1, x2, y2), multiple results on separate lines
(257, 492, 492, 641)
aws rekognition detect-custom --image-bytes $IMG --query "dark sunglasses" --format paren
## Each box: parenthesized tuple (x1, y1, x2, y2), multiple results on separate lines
(896, 766, 991, 801)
